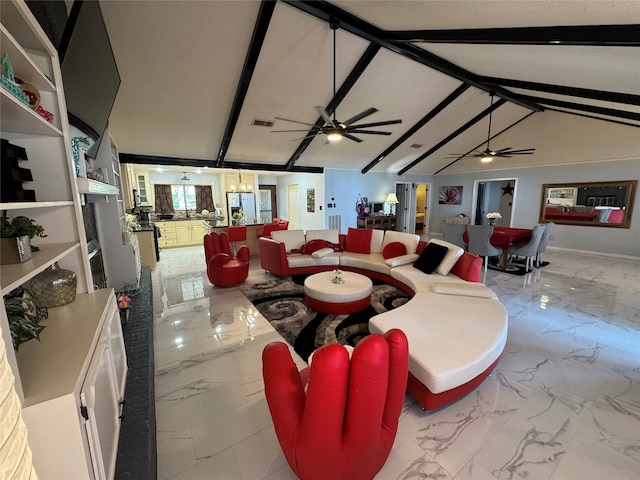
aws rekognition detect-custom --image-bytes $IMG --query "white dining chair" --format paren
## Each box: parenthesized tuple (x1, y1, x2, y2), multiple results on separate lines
(466, 225, 503, 272)
(508, 224, 546, 272)
(536, 222, 554, 267)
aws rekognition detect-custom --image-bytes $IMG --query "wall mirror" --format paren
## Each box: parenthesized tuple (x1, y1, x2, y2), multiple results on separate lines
(540, 180, 636, 228)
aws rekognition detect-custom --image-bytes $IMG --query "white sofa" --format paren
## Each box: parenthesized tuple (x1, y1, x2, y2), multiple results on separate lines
(258, 228, 508, 410)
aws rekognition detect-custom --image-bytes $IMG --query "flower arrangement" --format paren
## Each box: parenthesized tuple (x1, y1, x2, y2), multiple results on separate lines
(486, 212, 502, 225)
(232, 209, 246, 225)
(117, 292, 131, 311)
(331, 269, 345, 284)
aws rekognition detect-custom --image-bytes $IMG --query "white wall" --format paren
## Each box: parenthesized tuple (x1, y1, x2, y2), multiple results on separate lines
(432, 158, 640, 257)
(275, 172, 325, 231)
(323, 169, 432, 233)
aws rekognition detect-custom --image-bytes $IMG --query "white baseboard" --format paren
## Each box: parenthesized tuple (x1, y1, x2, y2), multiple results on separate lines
(546, 245, 640, 261)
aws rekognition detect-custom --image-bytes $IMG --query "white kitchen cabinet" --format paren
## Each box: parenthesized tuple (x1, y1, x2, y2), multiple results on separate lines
(0, 2, 127, 478)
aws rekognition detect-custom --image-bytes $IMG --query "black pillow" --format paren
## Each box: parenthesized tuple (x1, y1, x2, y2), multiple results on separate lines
(413, 242, 449, 274)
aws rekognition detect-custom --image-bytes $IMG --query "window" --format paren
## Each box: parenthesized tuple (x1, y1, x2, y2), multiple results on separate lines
(171, 185, 197, 211)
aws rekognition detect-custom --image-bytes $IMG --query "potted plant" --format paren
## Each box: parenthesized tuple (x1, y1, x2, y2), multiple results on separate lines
(1, 215, 46, 264)
(3, 287, 46, 351)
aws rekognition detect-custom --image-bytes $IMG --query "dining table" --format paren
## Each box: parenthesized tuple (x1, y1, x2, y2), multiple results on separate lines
(463, 226, 533, 270)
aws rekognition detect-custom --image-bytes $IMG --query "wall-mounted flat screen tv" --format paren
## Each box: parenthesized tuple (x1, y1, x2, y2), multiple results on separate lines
(59, 0, 120, 144)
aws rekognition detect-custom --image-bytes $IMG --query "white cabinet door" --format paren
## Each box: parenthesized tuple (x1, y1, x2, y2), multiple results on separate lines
(81, 342, 120, 480)
(107, 302, 128, 403)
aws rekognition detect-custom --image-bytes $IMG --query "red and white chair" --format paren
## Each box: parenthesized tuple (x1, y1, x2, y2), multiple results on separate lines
(262, 329, 408, 480)
(203, 231, 249, 287)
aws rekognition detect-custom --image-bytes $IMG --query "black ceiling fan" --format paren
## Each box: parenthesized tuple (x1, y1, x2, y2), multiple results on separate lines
(271, 19, 401, 143)
(449, 92, 535, 162)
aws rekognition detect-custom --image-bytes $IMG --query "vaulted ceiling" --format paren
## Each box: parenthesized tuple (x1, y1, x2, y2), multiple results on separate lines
(100, 0, 640, 176)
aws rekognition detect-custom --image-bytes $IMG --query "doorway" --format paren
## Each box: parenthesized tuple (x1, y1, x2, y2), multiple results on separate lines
(287, 183, 300, 230)
(473, 178, 517, 226)
(414, 183, 429, 235)
(394, 182, 411, 232)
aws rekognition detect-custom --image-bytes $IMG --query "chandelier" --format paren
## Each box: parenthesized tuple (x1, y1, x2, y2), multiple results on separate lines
(229, 171, 252, 193)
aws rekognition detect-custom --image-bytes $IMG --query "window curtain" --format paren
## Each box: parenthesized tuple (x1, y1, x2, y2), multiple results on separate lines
(154, 184, 174, 213)
(195, 185, 215, 212)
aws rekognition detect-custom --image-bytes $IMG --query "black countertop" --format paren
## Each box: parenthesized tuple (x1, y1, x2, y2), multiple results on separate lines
(152, 218, 265, 227)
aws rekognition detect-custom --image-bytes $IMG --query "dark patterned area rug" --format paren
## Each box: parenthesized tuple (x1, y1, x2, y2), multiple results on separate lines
(487, 258, 550, 276)
(239, 275, 410, 361)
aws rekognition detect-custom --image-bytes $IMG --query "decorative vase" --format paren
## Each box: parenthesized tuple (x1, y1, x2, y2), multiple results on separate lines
(488, 219, 495, 226)
(30, 262, 77, 307)
(119, 308, 129, 324)
(0, 236, 32, 265)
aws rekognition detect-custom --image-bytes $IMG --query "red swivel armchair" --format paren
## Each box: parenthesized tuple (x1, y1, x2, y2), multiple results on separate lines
(203, 231, 250, 287)
(262, 329, 409, 480)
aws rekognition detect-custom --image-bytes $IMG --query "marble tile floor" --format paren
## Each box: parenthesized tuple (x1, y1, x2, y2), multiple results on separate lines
(152, 245, 640, 480)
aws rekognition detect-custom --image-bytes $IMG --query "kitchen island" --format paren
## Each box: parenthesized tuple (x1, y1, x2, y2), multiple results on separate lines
(154, 217, 264, 255)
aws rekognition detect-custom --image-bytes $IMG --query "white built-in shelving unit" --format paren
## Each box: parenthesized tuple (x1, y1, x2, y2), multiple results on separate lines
(1, 2, 127, 477)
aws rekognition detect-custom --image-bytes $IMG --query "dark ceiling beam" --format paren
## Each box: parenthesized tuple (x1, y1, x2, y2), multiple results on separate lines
(383, 25, 640, 47)
(361, 83, 471, 173)
(215, 0, 276, 168)
(281, 0, 543, 112)
(512, 94, 640, 122)
(398, 98, 507, 175)
(433, 111, 536, 175)
(120, 153, 323, 173)
(479, 76, 640, 106)
(285, 43, 381, 170)
(544, 107, 640, 129)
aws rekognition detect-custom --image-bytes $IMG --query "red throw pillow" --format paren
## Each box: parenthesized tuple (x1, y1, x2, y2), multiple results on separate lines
(344, 228, 372, 254)
(303, 239, 332, 255)
(382, 241, 407, 259)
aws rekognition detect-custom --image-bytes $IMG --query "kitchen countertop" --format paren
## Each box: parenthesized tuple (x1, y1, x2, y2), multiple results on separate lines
(154, 217, 265, 227)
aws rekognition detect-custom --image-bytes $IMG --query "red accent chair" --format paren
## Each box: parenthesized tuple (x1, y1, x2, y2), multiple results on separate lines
(256, 222, 284, 239)
(203, 232, 249, 287)
(272, 217, 289, 229)
(262, 329, 409, 480)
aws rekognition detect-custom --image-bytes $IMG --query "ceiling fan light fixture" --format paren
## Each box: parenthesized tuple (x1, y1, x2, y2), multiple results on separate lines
(481, 155, 493, 163)
(326, 129, 342, 142)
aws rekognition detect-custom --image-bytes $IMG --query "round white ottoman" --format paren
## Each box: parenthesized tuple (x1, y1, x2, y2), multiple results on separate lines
(304, 271, 373, 314)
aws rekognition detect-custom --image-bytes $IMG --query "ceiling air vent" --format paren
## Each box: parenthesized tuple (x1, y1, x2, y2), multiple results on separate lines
(410, 143, 423, 149)
(252, 119, 274, 128)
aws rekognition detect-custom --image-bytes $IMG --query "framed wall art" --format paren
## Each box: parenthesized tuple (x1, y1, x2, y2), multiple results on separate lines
(439, 186, 463, 205)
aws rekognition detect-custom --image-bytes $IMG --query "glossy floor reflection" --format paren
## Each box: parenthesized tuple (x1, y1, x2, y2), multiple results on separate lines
(153, 246, 640, 480)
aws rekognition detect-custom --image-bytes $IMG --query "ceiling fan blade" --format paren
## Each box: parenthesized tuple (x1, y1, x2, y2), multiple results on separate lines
(494, 147, 513, 153)
(505, 149, 536, 154)
(343, 107, 378, 126)
(343, 133, 363, 143)
(314, 106, 332, 124)
(349, 119, 402, 129)
(274, 117, 316, 127)
(291, 134, 319, 141)
(271, 129, 316, 133)
(348, 130, 392, 135)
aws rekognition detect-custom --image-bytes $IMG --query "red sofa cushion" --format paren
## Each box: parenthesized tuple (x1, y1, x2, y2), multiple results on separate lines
(382, 241, 407, 259)
(344, 228, 372, 254)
